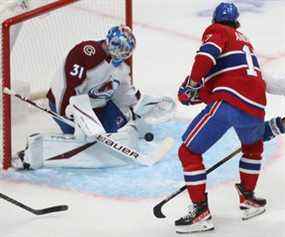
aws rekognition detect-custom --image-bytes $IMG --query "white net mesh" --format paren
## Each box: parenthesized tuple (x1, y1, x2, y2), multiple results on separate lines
(12, 0, 127, 94)
(1, 0, 130, 168)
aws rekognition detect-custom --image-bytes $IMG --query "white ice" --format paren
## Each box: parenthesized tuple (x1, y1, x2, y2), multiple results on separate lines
(1, 0, 285, 236)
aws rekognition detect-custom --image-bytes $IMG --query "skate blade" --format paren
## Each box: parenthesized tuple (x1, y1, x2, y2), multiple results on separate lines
(241, 207, 266, 221)
(175, 219, 215, 234)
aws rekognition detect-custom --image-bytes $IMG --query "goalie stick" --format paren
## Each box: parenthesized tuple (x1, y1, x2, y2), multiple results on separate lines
(0, 192, 68, 215)
(3, 87, 74, 126)
(46, 137, 174, 165)
(153, 147, 242, 218)
(4, 88, 172, 166)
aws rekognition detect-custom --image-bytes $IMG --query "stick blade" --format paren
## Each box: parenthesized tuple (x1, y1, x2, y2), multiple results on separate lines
(33, 205, 68, 215)
(150, 137, 175, 165)
(153, 202, 166, 218)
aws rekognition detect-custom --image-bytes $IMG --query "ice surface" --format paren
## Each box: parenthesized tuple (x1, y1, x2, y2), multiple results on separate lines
(1, 122, 280, 199)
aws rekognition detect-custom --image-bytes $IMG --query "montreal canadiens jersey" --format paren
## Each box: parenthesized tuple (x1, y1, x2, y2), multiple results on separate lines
(47, 40, 115, 116)
(190, 23, 266, 119)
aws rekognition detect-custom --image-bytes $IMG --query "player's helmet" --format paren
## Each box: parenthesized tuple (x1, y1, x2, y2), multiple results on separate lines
(212, 2, 239, 24)
(106, 25, 136, 61)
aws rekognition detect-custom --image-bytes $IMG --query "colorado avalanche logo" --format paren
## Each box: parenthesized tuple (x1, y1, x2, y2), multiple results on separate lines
(83, 45, 96, 56)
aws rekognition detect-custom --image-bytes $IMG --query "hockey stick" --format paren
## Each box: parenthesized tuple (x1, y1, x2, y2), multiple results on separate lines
(0, 192, 68, 215)
(4, 88, 147, 165)
(153, 147, 242, 218)
(4, 88, 168, 166)
(3, 88, 74, 127)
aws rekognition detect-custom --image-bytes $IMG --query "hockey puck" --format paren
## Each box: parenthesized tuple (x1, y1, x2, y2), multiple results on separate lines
(144, 132, 154, 142)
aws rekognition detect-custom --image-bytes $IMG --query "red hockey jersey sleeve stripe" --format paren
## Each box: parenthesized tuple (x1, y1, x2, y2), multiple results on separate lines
(189, 32, 226, 83)
(203, 42, 222, 53)
(198, 42, 223, 64)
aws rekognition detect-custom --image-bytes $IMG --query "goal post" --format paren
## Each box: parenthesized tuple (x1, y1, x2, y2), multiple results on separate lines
(1, 0, 133, 169)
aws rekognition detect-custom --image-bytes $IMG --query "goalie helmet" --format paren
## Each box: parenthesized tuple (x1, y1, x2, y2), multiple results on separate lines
(212, 2, 239, 24)
(106, 25, 136, 63)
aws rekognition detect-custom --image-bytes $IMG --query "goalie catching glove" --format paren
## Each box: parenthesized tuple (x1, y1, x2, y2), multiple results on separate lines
(178, 76, 202, 105)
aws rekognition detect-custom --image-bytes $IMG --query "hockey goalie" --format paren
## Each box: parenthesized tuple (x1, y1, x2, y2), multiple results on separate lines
(12, 25, 175, 170)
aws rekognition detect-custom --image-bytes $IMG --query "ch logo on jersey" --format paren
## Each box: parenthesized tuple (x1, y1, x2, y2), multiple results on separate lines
(83, 45, 96, 56)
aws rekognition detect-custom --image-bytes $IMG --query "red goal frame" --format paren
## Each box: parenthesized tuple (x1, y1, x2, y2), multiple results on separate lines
(1, 0, 133, 169)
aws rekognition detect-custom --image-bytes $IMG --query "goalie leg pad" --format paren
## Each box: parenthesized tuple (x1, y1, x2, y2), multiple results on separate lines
(69, 94, 105, 139)
(49, 100, 74, 134)
(12, 133, 44, 170)
(25, 133, 44, 169)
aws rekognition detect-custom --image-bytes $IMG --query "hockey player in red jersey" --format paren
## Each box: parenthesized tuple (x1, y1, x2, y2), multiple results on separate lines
(47, 25, 139, 134)
(176, 2, 267, 233)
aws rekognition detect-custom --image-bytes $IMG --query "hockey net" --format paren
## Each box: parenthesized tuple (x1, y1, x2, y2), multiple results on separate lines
(0, 0, 132, 169)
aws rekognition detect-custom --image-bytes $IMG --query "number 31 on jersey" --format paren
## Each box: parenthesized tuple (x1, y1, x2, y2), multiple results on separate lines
(70, 64, 85, 79)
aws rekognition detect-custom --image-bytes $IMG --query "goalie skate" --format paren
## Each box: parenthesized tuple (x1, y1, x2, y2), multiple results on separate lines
(11, 133, 44, 170)
(175, 199, 214, 234)
(11, 150, 30, 170)
(235, 183, 266, 221)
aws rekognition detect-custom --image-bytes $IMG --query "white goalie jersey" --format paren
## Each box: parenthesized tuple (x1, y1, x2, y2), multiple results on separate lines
(47, 40, 139, 120)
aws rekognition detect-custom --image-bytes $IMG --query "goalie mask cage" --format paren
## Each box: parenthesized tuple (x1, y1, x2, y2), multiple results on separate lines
(1, 0, 132, 169)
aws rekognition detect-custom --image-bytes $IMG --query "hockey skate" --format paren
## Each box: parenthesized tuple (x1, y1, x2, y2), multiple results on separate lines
(235, 183, 266, 220)
(11, 133, 44, 170)
(175, 198, 214, 234)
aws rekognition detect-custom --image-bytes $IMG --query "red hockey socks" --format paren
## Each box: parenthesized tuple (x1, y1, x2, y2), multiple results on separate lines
(239, 140, 263, 192)
(178, 144, 206, 203)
